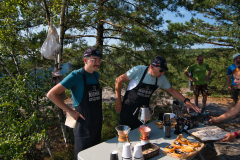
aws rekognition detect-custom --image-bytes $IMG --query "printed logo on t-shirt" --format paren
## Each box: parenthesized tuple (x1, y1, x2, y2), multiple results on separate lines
(88, 86, 100, 102)
(137, 86, 153, 98)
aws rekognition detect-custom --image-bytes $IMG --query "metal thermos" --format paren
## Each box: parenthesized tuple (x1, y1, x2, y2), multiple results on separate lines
(164, 114, 171, 138)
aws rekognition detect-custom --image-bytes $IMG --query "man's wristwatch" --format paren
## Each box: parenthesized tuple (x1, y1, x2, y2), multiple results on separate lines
(234, 132, 239, 138)
(184, 98, 190, 104)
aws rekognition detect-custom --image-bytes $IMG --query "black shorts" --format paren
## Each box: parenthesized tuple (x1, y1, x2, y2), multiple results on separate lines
(231, 84, 240, 100)
(193, 84, 208, 97)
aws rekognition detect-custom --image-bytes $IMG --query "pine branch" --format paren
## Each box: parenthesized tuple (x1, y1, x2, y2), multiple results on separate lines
(102, 60, 127, 71)
(64, 35, 97, 39)
(100, 20, 131, 30)
(182, 31, 235, 47)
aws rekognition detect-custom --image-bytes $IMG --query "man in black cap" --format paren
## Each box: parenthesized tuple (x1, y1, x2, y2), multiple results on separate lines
(47, 47, 103, 159)
(115, 56, 200, 130)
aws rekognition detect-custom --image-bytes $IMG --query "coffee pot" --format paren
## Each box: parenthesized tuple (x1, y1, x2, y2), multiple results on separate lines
(115, 125, 131, 152)
(135, 105, 156, 126)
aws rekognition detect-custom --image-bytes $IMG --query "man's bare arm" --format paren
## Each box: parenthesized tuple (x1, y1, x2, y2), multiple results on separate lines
(47, 83, 84, 120)
(115, 73, 130, 113)
(166, 87, 200, 113)
(210, 100, 240, 122)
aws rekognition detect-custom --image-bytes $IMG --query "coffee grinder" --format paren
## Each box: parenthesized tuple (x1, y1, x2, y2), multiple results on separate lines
(171, 100, 185, 135)
(189, 112, 199, 127)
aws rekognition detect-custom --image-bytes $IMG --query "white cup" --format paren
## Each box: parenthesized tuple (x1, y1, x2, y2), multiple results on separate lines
(133, 143, 143, 160)
(122, 143, 132, 160)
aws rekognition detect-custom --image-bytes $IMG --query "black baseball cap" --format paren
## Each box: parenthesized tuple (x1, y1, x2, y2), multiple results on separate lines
(83, 47, 102, 58)
(151, 56, 168, 71)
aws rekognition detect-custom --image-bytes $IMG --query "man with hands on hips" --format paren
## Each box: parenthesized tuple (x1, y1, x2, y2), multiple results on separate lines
(115, 56, 200, 131)
(47, 47, 103, 160)
(209, 66, 240, 142)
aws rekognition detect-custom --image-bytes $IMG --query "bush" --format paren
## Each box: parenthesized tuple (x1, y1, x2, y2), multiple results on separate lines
(101, 102, 120, 142)
(0, 70, 55, 160)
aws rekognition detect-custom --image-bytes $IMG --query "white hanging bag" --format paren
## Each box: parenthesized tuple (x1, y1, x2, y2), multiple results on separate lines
(40, 19, 61, 60)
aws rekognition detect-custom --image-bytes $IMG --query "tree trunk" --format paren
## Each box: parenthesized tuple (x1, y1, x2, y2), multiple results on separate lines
(96, 1, 104, 50)
(43, 0, 51, 24)
(57, 0, 70, 147)
(96, 22, 104, 50)
(59, 0, 67, 71)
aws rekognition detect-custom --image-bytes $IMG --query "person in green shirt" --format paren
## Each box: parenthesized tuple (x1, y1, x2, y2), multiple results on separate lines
(184, 55, 211, 110)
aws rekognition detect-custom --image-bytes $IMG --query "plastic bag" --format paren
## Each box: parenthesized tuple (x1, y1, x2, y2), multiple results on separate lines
(40, 20, 61, 60)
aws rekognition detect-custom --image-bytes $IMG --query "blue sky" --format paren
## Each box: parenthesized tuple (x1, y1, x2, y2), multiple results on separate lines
(163, 7, 217, 49)
(36, 7, 220, 49)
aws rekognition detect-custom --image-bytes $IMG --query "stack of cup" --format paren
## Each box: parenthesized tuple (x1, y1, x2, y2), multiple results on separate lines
(133, 143, 143, 160)
(122, 143, 132, 160)
(110, 150, 119, 160)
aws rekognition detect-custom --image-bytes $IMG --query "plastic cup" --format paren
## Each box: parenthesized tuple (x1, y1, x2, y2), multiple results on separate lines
(133, 143, 143, 159)
(122, 143, 132, 159)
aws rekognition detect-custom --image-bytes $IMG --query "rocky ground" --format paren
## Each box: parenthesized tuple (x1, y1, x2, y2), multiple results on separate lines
(49, 88, 240, 160)
(193, 100, 240, 160)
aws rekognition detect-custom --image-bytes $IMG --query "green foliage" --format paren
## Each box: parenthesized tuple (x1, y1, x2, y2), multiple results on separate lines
(48, 146, 75, 160)
(101, 102, 119, 142)
(0, 70, 54, 160)
(163, 48, 234, 95)
(186, 92, 194, 97)
(64, 89, 72, 100)
(0, 1, 239, 159)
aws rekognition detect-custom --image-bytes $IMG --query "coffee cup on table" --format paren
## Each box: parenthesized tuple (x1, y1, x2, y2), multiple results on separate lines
(122, 143, 132, 160)
(133, 143, 143, 160)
